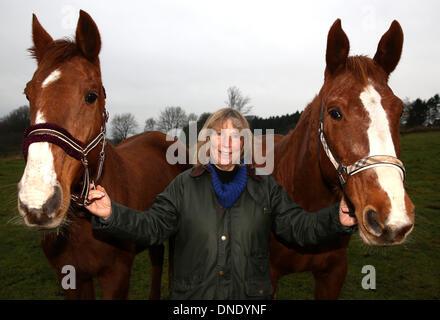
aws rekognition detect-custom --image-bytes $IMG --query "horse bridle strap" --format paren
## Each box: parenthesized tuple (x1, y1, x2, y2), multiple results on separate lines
(22, 109, 108, 207)
(318, 99, 406, 187)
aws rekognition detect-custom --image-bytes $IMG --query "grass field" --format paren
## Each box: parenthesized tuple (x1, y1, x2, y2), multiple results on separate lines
(0, 131, 439, 299)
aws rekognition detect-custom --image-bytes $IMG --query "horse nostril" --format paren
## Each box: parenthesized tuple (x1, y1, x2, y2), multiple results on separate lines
(18, 186, 61, 225)
(43, 185, 61, 216)
(390, 223, 413, 242)
(24, 207, 52, 225)
(400, 224, 413, 238)
(18, 198, 29, 216)
(366, 209, 383, 236)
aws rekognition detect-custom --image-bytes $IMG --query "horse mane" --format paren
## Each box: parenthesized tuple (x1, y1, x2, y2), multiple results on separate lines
(345, 55, 379, 85)
(28, 38, 87, 64)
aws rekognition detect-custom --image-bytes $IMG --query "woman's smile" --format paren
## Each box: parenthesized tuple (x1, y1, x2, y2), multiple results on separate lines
(210, 118, 243, 168)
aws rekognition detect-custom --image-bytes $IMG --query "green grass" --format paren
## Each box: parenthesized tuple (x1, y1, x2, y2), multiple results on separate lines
(0, 132, 439, 299)
(276, 131, 440, 300)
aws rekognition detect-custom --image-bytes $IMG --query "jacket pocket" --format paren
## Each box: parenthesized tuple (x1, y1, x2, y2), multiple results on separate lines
(245, 280, 273, 299)
(246, 250, 270, 281)
(172, 273, 203, 299)
(245, 250, 273, 298)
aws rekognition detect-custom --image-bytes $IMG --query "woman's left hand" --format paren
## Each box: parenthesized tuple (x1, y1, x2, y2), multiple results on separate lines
(339, 197, 357, 227)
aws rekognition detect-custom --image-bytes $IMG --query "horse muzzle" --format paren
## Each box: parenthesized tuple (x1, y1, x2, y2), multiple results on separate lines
(18, 182, 63, 228)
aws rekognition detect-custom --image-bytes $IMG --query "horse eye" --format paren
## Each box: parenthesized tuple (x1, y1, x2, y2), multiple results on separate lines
(329, 109, 343, 120)
(85, 91, 98, 104)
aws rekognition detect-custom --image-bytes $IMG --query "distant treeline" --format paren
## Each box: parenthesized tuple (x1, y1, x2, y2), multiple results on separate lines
(0, 105, 30, 157)
(401, 94, 440, 129)
(180, 111, 301, 140)
(179, 111, 302, 146)
(1, 93, 439, 157)
(250, 111, 302, 135)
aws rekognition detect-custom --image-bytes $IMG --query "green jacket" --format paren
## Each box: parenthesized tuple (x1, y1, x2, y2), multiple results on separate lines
(91, 165, 356, 300)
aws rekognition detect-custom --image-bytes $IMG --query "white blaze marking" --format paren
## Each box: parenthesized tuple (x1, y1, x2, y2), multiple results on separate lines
(42, 69, 61, 88)
(360, 84, 410, 229)
(18, 111, 57, 213)
(35, 110, 45, 124)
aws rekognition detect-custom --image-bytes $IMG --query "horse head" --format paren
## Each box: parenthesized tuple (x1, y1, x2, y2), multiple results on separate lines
(18, 10, 106, 229)
(318, 19, 414, 245)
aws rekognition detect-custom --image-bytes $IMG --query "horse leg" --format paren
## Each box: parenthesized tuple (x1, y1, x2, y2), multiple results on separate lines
(43, 243, 96, 300)
(61, 276, 95, 300)
(97, 260, 133, 300)
(148, 244, 164, 300)
(312, 252, 348, 300)
(270, 267, 281, 300)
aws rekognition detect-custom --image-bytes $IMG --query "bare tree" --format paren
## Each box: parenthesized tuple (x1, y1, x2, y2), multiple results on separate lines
(156, 106, 188, 133)
(110, 113, 138, 145)
(187, 113, 198, 123)
(144, 117, 156, 131)
(225, 86, 253, 115)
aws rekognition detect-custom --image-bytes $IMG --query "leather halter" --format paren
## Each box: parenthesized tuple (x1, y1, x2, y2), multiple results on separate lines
(22, 91, 109, 207)
(318, 99, 406, 215)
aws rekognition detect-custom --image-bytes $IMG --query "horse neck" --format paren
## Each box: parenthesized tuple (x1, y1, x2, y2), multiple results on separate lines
(273, 96, 338, 211)
(94, 134, 190, 200)
(97, 143, 127, 184)
(83, 142, 125, 202)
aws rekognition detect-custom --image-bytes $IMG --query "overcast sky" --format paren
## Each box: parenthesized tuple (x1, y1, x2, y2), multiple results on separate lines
(1, 0, 439, 126)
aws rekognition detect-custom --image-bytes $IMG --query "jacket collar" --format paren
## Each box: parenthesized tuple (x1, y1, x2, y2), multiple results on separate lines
(189, 164, 263, 182)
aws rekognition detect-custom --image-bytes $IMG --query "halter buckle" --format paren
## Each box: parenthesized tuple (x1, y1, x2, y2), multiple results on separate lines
(337, 165, 347, 185)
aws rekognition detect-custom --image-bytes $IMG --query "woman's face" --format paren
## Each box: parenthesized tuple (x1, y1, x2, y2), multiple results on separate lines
(209, 118, 243, 171)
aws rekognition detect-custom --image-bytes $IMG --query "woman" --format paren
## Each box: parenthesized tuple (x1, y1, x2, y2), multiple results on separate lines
(88, 108, 357, 300)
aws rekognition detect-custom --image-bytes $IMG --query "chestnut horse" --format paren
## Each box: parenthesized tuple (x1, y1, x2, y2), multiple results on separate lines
(269, 20, 415, 299)
(17, 11, 188, 299)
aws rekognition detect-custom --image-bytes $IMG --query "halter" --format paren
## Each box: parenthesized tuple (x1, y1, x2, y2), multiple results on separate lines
(318, 98, 406, 215)
(22, 90, 109, 207)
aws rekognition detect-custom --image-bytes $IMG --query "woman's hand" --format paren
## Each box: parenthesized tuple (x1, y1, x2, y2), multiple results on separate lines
(339, 197, 357, 227)
(86, 184, 112, 220)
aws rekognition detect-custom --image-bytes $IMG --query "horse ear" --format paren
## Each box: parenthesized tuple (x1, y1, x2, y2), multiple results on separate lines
(31, 14, 53, 63)
(75, 10, 101, 61)
(373, 20, 403, 75)
(326, 19, 350, 75)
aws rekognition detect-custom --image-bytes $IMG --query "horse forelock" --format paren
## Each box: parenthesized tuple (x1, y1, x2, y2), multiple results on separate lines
(345, 55, 383, 86)
(28, 39, 100, 67)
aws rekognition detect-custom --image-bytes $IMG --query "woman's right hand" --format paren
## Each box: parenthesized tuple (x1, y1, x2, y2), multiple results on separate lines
(86, 184, 112, 220)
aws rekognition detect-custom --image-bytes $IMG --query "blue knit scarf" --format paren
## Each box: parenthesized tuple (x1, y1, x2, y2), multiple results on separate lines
(209, 164, 248, 208)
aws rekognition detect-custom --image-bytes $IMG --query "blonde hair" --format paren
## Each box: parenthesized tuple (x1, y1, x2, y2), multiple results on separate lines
(193, 108, 253, 167)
